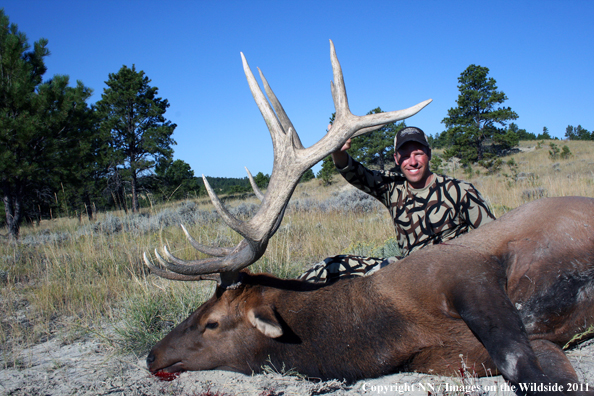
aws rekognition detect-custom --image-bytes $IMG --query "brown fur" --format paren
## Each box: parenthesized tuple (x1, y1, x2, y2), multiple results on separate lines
(147, 197, 594, 395)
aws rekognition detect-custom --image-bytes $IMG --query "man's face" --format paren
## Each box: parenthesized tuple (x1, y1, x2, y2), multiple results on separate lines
(394, 142, 432, 189)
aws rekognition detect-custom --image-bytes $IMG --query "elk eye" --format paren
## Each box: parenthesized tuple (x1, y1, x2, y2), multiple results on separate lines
(205, 321, 219, 330)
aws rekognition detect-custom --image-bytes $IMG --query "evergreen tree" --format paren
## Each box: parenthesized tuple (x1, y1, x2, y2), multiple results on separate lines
(154, 158, 200, 201)
(349, 107, 405, 170)
(316, 115, 338, 186)
(428, 131, 452, 149)
(300, 169, 315, 183)
(0, 11, 94, 238)
(201, 176, 251, 194)
(37, 76, 99, 220)
(96, 65, 176, 213)
(536, 127, 552, 140)
(441, 65, 518, 162)
(253, 172, 270, 189)
(509, 123, 536, 140)
(565, 125, 591, 140)
(316, 156, 336, 186)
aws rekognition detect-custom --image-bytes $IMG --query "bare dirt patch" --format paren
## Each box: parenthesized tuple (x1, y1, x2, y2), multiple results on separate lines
(2, 334, 593, 396)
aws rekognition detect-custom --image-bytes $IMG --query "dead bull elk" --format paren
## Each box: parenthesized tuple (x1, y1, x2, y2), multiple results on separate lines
(144, 41, 594, 395)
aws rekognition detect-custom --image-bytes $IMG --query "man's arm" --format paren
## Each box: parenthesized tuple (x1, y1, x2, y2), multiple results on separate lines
(461, 186, 496, 228)
(327, 123, 406, 206)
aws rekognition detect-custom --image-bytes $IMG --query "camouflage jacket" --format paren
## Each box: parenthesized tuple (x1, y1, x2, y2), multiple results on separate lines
(337, 156, 496, 257)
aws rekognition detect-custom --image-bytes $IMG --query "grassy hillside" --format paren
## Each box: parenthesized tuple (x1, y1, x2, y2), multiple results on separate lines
(1, 139, 593, 361)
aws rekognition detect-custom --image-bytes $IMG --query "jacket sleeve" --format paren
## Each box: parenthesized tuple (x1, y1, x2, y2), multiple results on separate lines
(336, 155, 406, 207)
(460, 185, 496, 228)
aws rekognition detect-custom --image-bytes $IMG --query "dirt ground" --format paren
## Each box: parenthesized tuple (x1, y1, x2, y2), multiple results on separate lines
(1, 333, 593, 396)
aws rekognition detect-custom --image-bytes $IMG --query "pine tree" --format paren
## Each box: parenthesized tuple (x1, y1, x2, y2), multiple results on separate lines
(565, 125, 591, 140)
(536, 127, 552, 140)
(154, 159, 201, 201)
(300, 169, 315, 183)
(349, 107, 405, 170)
(316, 156, 336, 186)
(253, 172, 270, 189)
(96, 65, 176, 212)
(441, 65, 518, 162)
(0, 10, 94, 238)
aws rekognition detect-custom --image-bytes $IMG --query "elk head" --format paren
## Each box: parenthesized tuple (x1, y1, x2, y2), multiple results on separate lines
(143, 40, 431, 377)
(146, 279, 289, 377)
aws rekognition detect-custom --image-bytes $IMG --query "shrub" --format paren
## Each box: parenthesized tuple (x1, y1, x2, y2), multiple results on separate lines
(560, 145, 573, 159)
(113, 286, 212, 354)
(521, 187, 548, 201)
(549, 142, 560, 160)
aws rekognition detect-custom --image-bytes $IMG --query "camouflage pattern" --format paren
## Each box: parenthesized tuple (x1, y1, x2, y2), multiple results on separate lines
(299, 156, 495, 284)
(299, 255, 397, 283)
(337, 156, 495, 257)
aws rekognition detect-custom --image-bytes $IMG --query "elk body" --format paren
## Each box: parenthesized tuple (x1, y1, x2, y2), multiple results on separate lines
(144, 42, 594, 395)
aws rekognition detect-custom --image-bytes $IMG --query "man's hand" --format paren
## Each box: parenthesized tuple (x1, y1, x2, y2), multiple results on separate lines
(328, 124, 350, 168)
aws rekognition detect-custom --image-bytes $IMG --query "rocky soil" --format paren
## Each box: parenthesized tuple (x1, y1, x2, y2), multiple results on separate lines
(1, 333, 593, 396)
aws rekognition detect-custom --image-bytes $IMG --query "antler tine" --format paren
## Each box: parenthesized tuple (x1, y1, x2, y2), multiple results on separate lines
(241, 52, 285, 151)
(354, 99, 433, 132)
(245, 167, 265, 201)
(330, 39, 432, 132)
(257, 68, 305, 150)
(293, 40, 432, 171)
(157, 244, 254, 275)
(180, 224, 234, 257)
(329, 39, 350, 118)
(350, 124, 388, 139)
(202, 175, 252, 240)
(143, 252, 221, 282)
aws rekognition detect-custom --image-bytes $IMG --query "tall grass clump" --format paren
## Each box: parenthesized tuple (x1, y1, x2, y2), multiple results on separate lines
(112, 281, 215, 354)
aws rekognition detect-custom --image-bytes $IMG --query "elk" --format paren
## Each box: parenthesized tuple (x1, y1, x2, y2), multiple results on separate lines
(144, 41, 594, 395)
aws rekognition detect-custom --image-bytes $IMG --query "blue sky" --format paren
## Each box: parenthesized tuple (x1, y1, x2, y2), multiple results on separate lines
(3, 1, 593, 178)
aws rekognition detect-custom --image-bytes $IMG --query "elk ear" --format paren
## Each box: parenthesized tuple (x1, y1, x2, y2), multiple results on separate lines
(247, 305, 283, 338)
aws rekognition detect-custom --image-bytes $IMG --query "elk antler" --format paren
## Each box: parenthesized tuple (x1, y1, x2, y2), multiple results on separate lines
(143, 40, 432, 287)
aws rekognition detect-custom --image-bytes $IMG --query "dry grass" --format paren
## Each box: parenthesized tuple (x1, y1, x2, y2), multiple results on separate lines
(1, 139, 594, 363)
(441, 140, 594, 216)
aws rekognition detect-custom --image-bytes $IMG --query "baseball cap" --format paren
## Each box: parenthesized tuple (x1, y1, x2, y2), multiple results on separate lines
(394, 127, 429, 151)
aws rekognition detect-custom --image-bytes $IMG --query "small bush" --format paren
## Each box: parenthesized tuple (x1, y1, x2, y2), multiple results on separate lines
(113, 285, 212, 355)
(430, 155, 444, 174)
(289, 189, 382, 214)
(521, 187, 548, 201)
(479, 158, 503, 175)
(549, 142, 560, 160)
(230, 202, 258, 219)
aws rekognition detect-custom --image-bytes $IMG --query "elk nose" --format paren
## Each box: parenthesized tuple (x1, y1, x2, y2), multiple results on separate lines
(146, 352, 156, 366)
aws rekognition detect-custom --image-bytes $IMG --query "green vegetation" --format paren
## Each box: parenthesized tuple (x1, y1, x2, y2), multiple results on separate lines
(565, 125, 591, 140)
(202, 176, 252, 194)
(0, 10, 268, 237)
(153, 159, 201, 201)
(316, 156, 337, 186)
(96, 64, 177, 213)
(348, 107, 405, 171)
(0, 10, 94, 238)
(440, 64, 518, 163)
